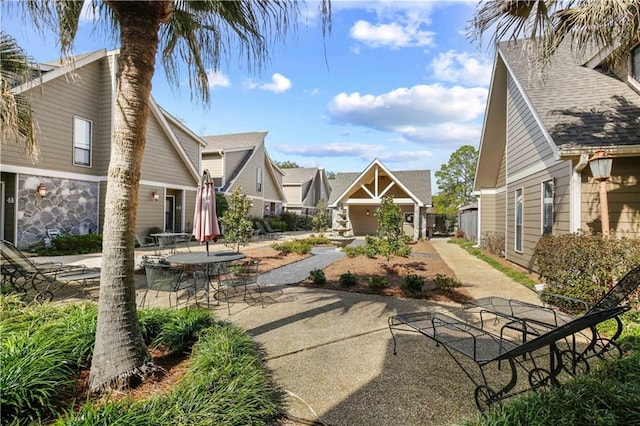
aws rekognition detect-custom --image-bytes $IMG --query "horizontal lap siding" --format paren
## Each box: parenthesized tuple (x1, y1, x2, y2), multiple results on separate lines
(480, 193, 497, 232)
(234, 146, 263, 197)
(202, 155, 223, 181)
(142, 115, 196, 187)
(224, 150, 249, 189)
(581, 157, 640, 236)
(506, 75, 571, 270)
(136, 184, 165, 234)
(168, 122, 200, 169)
(4, 61, 106, 174)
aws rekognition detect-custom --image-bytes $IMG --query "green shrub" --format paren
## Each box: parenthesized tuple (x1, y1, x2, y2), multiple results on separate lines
(36, 234, 103, 255)
(339, 271, 358, 286)
(534, 232, 640, 306)
(271, 239, 311, 255)
(276, 212, 299, 231)
(295, 214, 313, 231)
(309, 268, 326, 284)
(344, 245, 365, 258)
(304, 236, 330, 246)
(433, 274, 461, 291)
(401, 274, 424, 294)
(268, 220, 287, 231)
(368, 276, 388, 290)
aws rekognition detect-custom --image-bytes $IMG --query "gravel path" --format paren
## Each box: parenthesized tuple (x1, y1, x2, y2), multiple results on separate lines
(258, 247, 346, 285)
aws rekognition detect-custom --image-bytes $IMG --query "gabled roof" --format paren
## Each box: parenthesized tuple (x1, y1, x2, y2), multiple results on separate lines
(500, 39, 640, 152)
(201, 131, 268, 153)
(282, 167, 318, 185)
(475, 38, 640, 190)
(328, 159, 431, 207)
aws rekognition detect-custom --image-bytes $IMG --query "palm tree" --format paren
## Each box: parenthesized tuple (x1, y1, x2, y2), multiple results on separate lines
(470, 0, 640, 68)
(9, 0, 330, 393)
(0, 32, 39, 162)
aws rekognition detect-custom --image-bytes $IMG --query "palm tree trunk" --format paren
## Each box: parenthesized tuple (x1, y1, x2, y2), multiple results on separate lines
(89, 1, 171, 392)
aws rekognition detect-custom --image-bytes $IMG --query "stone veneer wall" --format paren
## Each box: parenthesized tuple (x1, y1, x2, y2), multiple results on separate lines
(17, 175, 99, 249)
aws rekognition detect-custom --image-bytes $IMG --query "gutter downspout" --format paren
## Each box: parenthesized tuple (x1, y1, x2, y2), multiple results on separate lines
(570, 154, 589, 233)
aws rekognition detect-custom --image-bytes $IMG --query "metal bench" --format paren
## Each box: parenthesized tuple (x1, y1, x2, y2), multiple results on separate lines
(388, 305, 629, 411)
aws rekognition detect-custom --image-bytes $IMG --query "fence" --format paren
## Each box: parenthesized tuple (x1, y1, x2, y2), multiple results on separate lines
(457, 210, 478, 243)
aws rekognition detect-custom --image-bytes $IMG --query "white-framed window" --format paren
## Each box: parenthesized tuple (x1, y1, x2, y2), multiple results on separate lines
(632, 44, 640, 82)
(256, 167, 262, 192)
(515, 188, 523, 253)
(73, 117, 92, 166)
(541, 180, 554, 236)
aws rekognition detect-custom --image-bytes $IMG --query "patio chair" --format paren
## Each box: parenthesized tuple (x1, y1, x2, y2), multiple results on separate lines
(253, 222, 268, 238)
(462, 264, 640, 361)
(214, 259, 262, 314)
(389, 305, 629, 411)
(264, 222, 283, 235)
(135, 234, 157, 249)
(140, 255, 194, 308)
(0, 240, 100, 302)
(174, 234, 192, 252)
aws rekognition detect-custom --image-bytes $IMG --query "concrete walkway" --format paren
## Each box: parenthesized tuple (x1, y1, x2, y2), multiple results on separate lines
(34, 236, 542, 425)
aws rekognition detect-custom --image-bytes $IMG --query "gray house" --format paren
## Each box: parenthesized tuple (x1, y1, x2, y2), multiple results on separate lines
(328, 159, 432, 240)
(282, 167, 332, 215)
(474, 39, 640, 270)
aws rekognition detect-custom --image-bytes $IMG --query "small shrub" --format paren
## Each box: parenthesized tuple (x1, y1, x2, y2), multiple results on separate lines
(309, 268, 326, 284)
(268, 220, 287, 231)
(401, 274, 424, 294)
(304, 236, 330, 246)
(271, 239, 311, 255)
(339, 271, 358, 286)
(368, 276, 388, 290)
(344, 245, 365, 258)
(36, 234, 103, 255)
(433, 274, 461, 290)
(295, 215, 313, 231)
(480, 231, 505, 256)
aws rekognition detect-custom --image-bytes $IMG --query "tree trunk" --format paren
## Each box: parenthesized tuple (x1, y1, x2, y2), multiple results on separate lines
(89, 1, 171, 393)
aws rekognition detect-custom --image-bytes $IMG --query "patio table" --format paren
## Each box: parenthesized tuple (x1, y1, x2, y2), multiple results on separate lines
(150, 232, 192, 255)
(165, 251, 246, 307)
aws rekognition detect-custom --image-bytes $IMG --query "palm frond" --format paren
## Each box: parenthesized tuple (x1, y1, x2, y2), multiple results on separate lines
(0, 32, 40, 163)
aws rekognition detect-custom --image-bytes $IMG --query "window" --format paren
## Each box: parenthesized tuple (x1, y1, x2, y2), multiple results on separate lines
(73, 117, 92, 166)
(632, 44, 640, 82)
(256, 167, 262, 192)
(542, 180, 553, 236)
(515, 188, 523, 252)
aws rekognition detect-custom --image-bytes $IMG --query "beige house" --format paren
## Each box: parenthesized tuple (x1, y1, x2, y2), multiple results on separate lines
(328, 159, 432, 240)
(282, 167, 332, 215)
(1, 49, 205, 249)
(201, 131, 286, 217)
(474, 39, 640, 270)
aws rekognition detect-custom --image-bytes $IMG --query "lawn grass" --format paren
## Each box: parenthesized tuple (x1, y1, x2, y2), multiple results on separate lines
(0, 295, 284, 425)
(447, 238, 539, 290)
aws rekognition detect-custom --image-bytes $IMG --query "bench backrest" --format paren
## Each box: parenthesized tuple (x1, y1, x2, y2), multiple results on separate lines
(496, 305, 629, 361)
(589, 265, 640, 311)
(0, 240, 40, 274)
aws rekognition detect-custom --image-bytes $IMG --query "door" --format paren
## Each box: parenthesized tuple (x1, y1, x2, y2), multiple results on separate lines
(165, 195, 175, 232)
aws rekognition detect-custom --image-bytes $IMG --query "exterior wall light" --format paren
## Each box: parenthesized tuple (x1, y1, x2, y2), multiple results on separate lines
(36, 183, 48, 197)
(588, 149, 613, 237)
(366, 209, 370, 216)
(152, 191, 160, 201)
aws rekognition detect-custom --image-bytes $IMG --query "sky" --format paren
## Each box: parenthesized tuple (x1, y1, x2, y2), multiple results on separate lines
(3, 0, 495, 194)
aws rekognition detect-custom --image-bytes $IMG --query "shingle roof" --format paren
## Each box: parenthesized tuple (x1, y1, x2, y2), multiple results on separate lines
(201, 131, 267, 153)
(499, 40, 640, 150)
(282, 168, 318, 184)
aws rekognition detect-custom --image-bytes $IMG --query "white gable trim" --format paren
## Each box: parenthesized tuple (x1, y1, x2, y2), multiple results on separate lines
(13, 49, 109, 95)
(160, 108, 207, 147)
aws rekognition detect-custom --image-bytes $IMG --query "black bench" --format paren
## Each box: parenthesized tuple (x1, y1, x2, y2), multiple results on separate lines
(388, 305, 629, 411)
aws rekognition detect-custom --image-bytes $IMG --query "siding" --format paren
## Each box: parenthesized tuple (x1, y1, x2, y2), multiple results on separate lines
(506, 76, 555, 176)
(141, 114, 196, 186)
(480, 193, 497, 233)
(581, 157, 640, 236)
(136, 184, 165, 234)
(4, 60, 107, 175)
(284, 186, 300, 204)
(497, 151, 506, 187)
(202, 154, 223, 180)
(234, 144, 263, 197)
(168, 121, 200, 169)
(224, 150, 249, 186)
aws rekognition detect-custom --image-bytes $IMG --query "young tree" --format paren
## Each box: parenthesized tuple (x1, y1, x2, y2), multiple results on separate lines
(470, 0, 639, 69)
(433, 145, 478, 215)
(312, 199, 329, 233)
(373, 195, 411, 261)
(274, 160, 300, 168)
(0, 33, 38, 162)
(7, 0, 331, 393)
(220, 187, 254, 253)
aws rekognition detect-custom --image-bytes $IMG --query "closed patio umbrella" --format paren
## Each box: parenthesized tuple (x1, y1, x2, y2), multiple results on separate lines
(193, 170, 221, 255)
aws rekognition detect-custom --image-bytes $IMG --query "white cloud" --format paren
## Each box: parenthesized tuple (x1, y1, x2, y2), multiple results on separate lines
(206, 69, 231, 88)
(277, 141, 433, 164)
(431, 50, 493, 86)
(327, 84, 487, 145)
(350, 19, 434, 49)
(259, 73, 292, 93)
